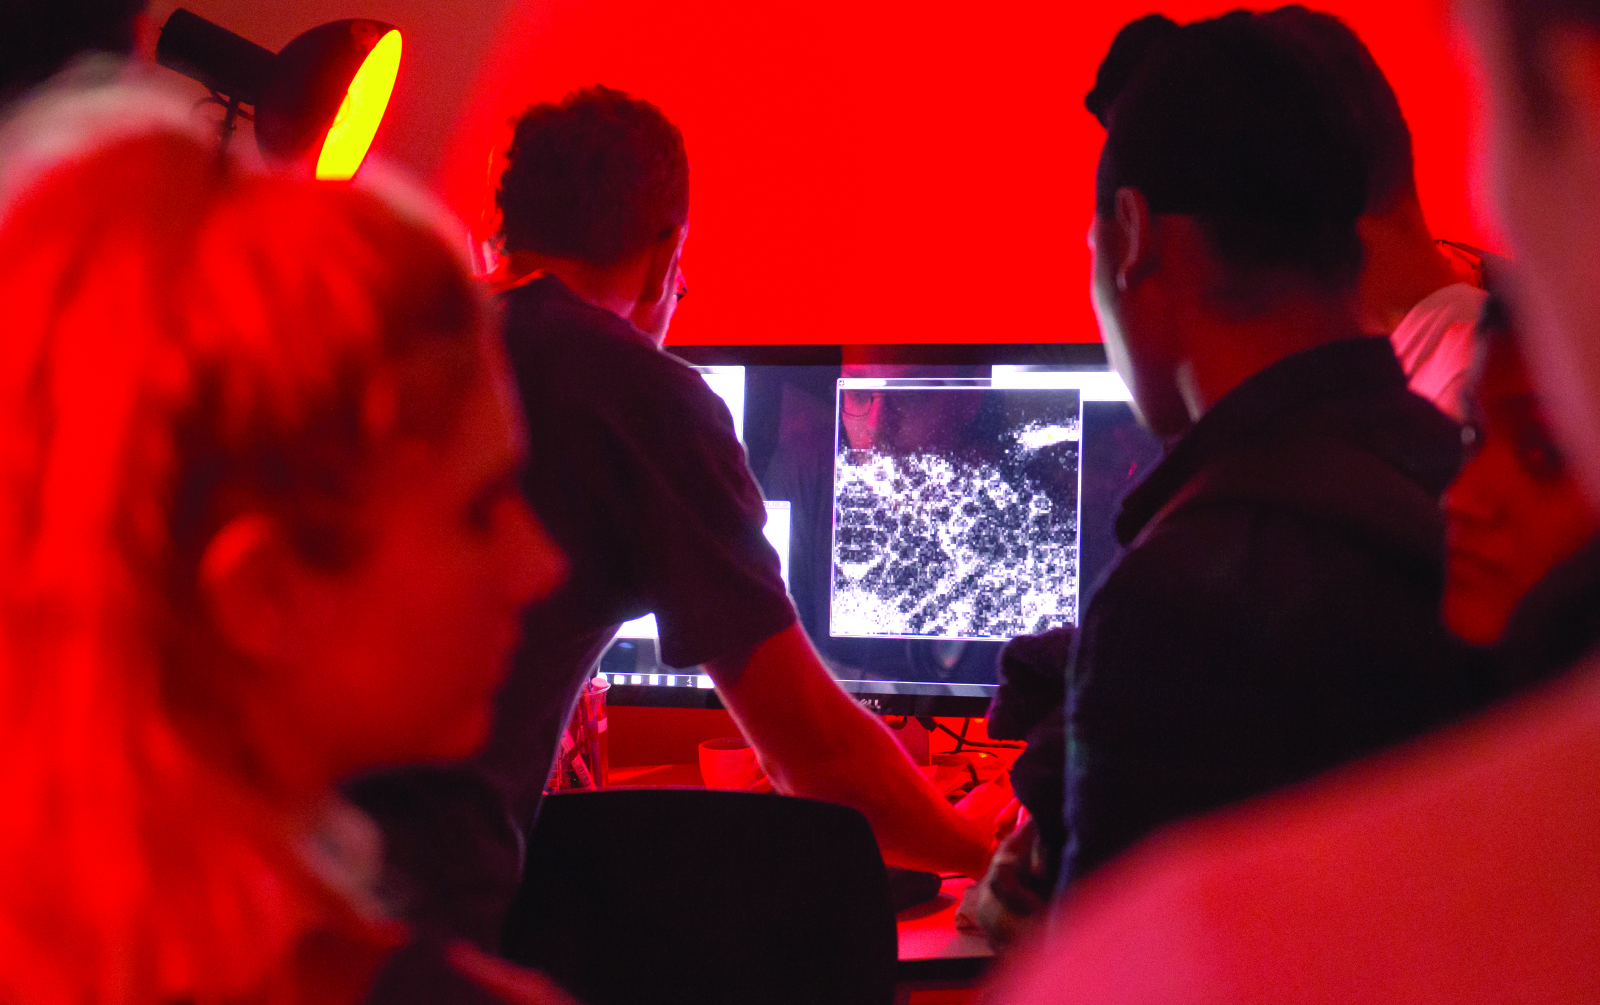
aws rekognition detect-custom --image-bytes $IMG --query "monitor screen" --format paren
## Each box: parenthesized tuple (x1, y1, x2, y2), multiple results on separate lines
(597, 346, 1164, 714)
(829, 376, 1080, 642)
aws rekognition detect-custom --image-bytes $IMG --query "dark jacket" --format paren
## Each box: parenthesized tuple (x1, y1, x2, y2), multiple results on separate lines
(988, 628, 1074, 870)
(364, 938, 509, 1005)
(1495, 534, 1600, 692)
(988, 627, 1074, 741)
(1062, 337, 1489, 886)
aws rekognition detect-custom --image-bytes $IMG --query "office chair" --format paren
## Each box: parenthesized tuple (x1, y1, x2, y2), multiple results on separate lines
(501, 788, 898, 1005)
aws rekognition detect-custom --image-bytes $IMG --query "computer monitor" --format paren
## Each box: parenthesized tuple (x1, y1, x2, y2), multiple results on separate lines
(598, 344, 1164, 716)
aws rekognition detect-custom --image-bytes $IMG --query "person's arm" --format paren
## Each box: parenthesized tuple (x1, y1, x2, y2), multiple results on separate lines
(611, 359, 989, 875)
(707, 622, 992, 878)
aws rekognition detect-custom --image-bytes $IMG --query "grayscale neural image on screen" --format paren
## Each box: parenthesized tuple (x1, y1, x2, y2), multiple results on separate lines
(830, 381, 1081, 640)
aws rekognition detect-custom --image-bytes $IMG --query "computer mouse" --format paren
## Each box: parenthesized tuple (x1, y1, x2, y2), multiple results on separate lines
(885, 867, 944, 913)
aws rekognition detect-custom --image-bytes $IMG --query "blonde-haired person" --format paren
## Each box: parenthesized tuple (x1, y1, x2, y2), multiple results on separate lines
(0, 128, 575, 1004)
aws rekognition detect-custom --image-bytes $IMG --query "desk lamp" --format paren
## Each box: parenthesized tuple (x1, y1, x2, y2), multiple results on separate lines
(155, 7, 402, 181)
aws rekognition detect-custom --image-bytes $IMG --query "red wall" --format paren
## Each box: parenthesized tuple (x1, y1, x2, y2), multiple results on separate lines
(433, 0, 1492, 347)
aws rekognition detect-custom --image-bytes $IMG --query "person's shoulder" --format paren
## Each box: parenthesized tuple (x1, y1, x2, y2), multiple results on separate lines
(1077, 509, 1257, 659)
(1398, 281, 1488, 338)
(993, 665, 1600, 1005)
(500, 277, 656, 362)
(1177, 420, 1452, 568)
(1088, 465, 1441, 650)
(1345, 369, 1465, 498)
(1122, 452, 1423, 572)
(499, 280, 716, 409)
(1390, 281, 1486, 422)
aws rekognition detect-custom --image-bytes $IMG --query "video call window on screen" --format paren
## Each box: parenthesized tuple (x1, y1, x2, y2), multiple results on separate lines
(830, 378, 1082, 642)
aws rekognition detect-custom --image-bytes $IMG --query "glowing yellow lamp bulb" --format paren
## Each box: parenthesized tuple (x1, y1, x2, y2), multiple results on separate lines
(315, 28, 402, 181)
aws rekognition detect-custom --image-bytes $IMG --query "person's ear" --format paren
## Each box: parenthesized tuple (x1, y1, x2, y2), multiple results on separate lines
(637, 223, 688, 310)
(197, 514, 303, 668)
(1112, 187, 1156, 293)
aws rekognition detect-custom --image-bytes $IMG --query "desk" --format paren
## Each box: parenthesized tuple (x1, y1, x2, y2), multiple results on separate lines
(897, 876, 991, 966)
(896, 876, 992, 1002)
(607, 764, 994, 999)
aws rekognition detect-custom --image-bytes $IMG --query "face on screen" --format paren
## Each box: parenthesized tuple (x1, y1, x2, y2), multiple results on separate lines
(838, 364, 980, 452)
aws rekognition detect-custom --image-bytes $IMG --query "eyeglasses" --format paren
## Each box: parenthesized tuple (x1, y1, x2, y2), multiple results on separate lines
(841, 389, 887, 417)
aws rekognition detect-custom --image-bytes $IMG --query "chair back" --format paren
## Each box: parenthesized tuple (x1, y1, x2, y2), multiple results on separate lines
(501, 788, 897, 1005)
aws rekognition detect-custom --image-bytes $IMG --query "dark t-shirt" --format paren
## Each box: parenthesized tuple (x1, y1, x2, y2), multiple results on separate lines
(364, 937, 507, 1005)
(476, 274, 796, 822)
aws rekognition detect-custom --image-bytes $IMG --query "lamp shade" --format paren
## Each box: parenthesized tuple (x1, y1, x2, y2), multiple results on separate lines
(156, 9, 402, 182)
(256, 20, 401, 181)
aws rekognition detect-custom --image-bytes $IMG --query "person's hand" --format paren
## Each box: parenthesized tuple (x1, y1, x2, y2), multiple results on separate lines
(446, 942, 582, 1005)
(990, 796, 1026, 844)
(954, 817, 1052, 949)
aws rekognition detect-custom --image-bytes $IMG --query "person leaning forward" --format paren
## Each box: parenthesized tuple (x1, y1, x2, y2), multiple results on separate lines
(350, 86, 992, 950)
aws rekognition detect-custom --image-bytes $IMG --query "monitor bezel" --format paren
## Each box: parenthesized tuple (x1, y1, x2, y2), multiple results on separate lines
(603, 682, 995, 717)
(668, 342, 1109, 368)
(606, 341, 1111, 718)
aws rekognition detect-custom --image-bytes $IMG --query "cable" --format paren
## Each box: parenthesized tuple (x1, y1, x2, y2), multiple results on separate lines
(932, 719, 1023, 750)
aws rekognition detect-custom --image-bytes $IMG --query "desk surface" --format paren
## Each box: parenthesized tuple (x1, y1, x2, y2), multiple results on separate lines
(607, 763, 994, 977)
(897, 877, 992, 964)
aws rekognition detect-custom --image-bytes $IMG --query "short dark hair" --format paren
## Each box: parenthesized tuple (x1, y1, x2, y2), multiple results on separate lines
(0, 0, 145, 101)
(496, 85, 690, 266)
(1084, 13, 1178, 128)
(1093, 11, 1367, 289)
(1261, 6, 1416, 212)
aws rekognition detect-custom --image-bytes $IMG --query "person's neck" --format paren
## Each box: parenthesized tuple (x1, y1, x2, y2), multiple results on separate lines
(1175, 290, 1362, 423)
(1355, 198, 1459, 334)
(180, 694, 342, 817)
(504, 249, 645, 321)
